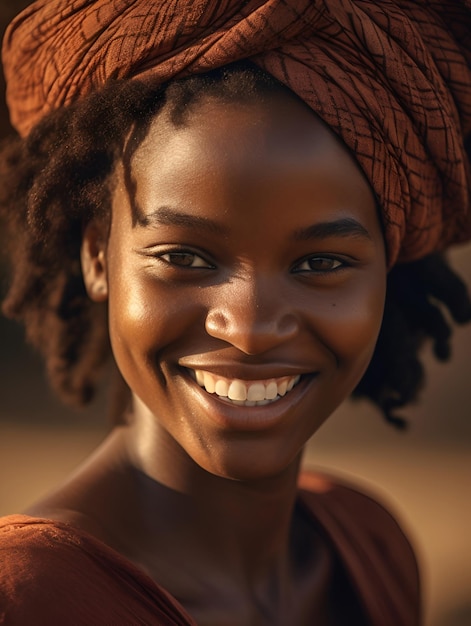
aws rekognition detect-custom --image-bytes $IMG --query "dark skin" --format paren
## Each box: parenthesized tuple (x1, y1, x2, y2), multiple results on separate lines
(27, 91, 387, 625)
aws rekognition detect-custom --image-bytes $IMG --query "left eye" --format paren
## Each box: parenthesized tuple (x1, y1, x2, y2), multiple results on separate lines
(159, 251, 213, 268)
(294, 256, 344, 273)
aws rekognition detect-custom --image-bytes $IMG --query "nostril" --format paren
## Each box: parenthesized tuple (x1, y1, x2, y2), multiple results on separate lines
(205, 305, 299, 354)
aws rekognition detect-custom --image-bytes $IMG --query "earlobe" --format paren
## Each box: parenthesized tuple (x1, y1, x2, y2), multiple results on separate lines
(81, 221, 108, 302)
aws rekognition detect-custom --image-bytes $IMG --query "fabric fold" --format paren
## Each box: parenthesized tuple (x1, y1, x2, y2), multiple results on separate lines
(3, 0, 471, 263)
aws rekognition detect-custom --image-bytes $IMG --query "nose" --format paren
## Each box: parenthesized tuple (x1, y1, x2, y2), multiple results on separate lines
(205, 276, 299, 355)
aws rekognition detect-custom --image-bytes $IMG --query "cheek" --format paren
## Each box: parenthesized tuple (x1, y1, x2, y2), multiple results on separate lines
(312, 273, 386, 372)
(107, 269, 204, 373)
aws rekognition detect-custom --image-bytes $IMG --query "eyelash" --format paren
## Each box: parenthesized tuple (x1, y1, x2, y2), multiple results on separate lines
(292, 255, 348, 274)
(149, 248, 349, 275)
(156, 249, 214, 269)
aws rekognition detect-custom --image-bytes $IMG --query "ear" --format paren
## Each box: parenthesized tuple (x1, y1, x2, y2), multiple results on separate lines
(81, 221, 108, 302)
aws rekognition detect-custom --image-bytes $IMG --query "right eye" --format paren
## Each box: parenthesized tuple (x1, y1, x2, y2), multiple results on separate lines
(158, 251, 214, 269)
(292, 255, 346, 274)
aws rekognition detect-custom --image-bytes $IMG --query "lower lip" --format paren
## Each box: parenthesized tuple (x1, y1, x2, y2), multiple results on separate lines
(186, 373, 316, 432)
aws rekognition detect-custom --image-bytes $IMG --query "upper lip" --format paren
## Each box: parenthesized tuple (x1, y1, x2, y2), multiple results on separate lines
(178, 362, 316, 380)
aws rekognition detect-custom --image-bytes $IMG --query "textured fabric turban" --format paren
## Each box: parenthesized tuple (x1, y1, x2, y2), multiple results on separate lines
(2, 0, 471, 265)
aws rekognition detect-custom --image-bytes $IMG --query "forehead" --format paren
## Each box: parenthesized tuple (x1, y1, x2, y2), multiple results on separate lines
(132, 92, 369, 188)
(134, 91, 364, 175)
(119, 90, 380, 236)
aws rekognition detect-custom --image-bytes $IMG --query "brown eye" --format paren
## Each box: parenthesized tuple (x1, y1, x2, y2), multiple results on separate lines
(294, 256, 344, 273)
(160, 251, 212, 268)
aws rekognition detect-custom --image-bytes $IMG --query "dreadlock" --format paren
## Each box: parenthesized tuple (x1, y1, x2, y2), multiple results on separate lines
(1, 62, 470, 426)
(353, 253, 471, 427)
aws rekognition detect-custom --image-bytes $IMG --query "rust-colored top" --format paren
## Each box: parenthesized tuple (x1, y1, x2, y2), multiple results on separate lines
(0, 477, 420, 625)
(2, 0, 470, 265)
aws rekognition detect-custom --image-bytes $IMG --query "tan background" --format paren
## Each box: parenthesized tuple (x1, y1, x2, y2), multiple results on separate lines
(0, 2, 470, 625)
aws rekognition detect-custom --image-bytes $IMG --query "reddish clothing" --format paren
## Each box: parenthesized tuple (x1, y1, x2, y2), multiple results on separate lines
(0, 476, 420, 625)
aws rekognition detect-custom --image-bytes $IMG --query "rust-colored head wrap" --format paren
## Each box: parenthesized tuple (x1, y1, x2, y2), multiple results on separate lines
(2, 0, 471, 265)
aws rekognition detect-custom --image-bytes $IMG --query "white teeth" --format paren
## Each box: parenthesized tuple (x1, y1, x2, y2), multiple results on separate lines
(278, 379, 288, 397)
(195, 370, 205, 386)
(265, 381, 278, 400)
(228, 380, 247, 401)
(204, 372, 216, 394)
(247, 383, 266, 402)
(287, 376, 300, 392)
(192, 370, 303, 405)
(215, 379, 229, 397)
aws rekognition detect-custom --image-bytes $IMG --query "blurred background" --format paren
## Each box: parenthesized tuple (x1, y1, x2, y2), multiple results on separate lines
(0, 2, 470, 625)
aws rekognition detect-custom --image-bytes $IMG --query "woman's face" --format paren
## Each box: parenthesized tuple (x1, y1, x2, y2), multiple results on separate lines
(86, 89, 387, 480)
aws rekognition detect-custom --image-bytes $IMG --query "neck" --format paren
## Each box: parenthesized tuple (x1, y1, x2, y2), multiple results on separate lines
(119, 408, 304, 582)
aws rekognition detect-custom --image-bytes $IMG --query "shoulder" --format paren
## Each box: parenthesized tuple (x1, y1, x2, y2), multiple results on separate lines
(298, 471, 418, 554)
(0, 513, 96, 556)
(0, 514, 191, 625)
(0, 513, 83, 567)
(0, 515, 79, 622)
(298, 472, 421, 625)
(0, 514, 108, 621)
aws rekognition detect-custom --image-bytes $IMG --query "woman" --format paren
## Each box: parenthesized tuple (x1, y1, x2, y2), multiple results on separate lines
(0, 1, 470, 624)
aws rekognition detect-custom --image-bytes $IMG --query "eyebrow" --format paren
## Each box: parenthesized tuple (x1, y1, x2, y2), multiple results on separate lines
(136, 206, 228, 236)
(293, 218, 372, 242)
(136, 206, 372, 242)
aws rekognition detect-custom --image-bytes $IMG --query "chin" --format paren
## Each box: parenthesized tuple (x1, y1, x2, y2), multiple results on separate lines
(188, 436, 307, 483)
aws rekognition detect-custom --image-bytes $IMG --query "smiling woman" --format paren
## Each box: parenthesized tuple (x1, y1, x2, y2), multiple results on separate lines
(89, 88, 386, 481)
(0, 1, 470, 625)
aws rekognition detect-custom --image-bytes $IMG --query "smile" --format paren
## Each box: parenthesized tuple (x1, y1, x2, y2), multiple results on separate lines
(190, 370, 302, 406)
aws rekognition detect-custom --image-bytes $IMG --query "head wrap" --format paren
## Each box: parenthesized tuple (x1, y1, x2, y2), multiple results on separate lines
(2, 0, 471, 265)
